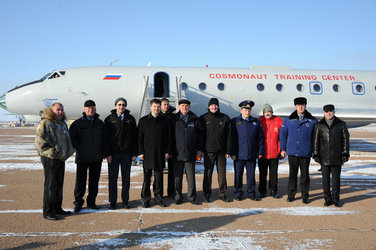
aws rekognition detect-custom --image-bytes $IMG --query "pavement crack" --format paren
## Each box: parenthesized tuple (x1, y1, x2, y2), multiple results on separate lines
(137, 212, 144, 231)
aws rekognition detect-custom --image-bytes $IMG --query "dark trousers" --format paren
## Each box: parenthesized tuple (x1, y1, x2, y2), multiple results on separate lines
(203, 152, 227, 198)
(234, 159, 257, 197)
(41, 156, 65, 217)
(258, 158, 279, 195)
(108, 152, 132, 204)
(141, 168, 163, 202)
(287, 156, 311, 200)
(74, 162, 102, 207)
(167, 158, 175, 198)
(322, 165, 342, 202)
(174, 160, 196, 201)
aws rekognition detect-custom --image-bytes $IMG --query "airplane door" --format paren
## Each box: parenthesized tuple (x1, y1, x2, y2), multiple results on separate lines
(154, 72, 169, 97)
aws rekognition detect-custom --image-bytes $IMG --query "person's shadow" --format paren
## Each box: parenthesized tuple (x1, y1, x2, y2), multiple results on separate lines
(68, 211, 261, 249)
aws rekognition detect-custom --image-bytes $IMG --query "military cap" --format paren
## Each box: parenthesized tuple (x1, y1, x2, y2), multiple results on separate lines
(239, 100, 255, 109)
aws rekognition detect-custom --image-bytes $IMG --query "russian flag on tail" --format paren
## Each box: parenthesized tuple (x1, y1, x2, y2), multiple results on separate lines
(103, 74, 123, 80)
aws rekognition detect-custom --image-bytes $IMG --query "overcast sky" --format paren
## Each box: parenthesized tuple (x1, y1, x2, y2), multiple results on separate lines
(1, 0, 375, 121)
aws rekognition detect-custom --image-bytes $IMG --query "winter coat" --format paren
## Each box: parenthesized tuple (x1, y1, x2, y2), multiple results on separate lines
(138, 113, 171, 170)
(103, 109, 138, 157)
(69, 113, 104, 163)
(259, 115, 283, 159)
(312, 116, 350, 165)
(171, 111, 204, 162)
(279, 110, 318, 157)
(200, 110, 231, 154)
(160, 106, 176, 119)
(35, 107, 74, 161)
(230, 115, 264, 160)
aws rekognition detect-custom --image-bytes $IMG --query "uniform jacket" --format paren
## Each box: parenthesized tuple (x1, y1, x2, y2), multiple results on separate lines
(231, 115, 264, 160)
(35, 107, 74, 161)
(171, 111, 204, 162)
(200, 110, 231, 154)
(138, 113, 171, 170)
(312, 116, 350, 165)
(279, 110, 318, 157)
(103, 109, 138, 157)
(69, 113, 104, 163)
(258, 115, 283, 159)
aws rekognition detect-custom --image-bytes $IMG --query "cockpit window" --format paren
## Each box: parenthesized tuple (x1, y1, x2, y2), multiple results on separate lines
(41, 73, 52, 81)
(59, 71, 66, 76)
(49, 72, 60, 79)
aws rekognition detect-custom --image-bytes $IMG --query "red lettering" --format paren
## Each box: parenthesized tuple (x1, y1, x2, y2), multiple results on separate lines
(350, 76, 355, 81)
(243, 74, 250, 79)
(237, 74, 243, 79)
(209, 73, 215, 78)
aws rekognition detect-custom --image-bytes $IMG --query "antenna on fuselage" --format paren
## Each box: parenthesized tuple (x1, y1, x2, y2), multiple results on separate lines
(147, 62, 152, 67)
(109, 59, 120, 66)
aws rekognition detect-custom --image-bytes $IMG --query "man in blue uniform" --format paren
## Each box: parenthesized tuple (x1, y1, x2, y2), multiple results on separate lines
(230, 100, 264, 201)
(280, 97, 318, 204)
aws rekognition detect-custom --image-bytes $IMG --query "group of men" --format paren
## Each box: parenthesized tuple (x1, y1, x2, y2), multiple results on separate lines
(35, 96, 350, 221)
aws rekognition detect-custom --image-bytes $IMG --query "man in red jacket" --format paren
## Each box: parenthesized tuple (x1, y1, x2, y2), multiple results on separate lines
(258, 104, 283, 198)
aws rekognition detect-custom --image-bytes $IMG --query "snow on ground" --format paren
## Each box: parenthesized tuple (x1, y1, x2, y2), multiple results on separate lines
(0, 206, 359, 216)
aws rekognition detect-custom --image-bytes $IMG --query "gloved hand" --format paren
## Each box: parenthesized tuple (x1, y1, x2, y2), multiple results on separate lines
(342, 156, 349, 163)
(313, 156, 320, 163)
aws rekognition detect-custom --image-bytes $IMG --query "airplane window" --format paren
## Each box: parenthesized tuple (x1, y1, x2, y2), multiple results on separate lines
(48, 72, 60, 79)
(352, 82, 365, 95)
(356, 84, 363, 92)
(217, 83, 225, 91)
(199, 82, 206, 91)
(276, 83, 283, 92)
(333, 84, 339, 92)
(313, 84, 321, 92)
(181, 82, 188, 90)
(296, 84, 304, 92)
(41, 73, 52, 81)
(257, 83, 264, 91)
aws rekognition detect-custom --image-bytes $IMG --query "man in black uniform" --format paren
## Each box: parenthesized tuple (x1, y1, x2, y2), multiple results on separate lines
(312, 104, 350, 207)
(171, 99, 204, 205)
(103, 97, 138, 209)
(138, 99, 171, 208)
(200, 98, 232, 202)
(69, 100, 104, 212)
(160, 98, 176, 199)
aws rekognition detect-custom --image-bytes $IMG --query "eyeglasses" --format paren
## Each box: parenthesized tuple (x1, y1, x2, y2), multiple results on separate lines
(117, 104, 126, 106)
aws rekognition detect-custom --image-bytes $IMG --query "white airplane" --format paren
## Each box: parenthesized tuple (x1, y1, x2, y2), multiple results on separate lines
(1, 65, 376, 127)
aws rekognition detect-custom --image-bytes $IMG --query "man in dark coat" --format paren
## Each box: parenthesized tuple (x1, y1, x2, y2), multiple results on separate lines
(200, 98, 232, 202)
(312, 104, 350, 207)
(160, 97, 176, 199)
(230, 100, 264, 201)
(138, 98, 171, 208)
(103, 97, 138, 209)
(280, 97, 318, 204)
(69, 100, 104, 212)
(171, 99, 204, 205)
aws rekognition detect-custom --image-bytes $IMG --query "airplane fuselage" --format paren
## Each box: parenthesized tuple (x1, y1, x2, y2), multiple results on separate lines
(2, 66, 376, 126)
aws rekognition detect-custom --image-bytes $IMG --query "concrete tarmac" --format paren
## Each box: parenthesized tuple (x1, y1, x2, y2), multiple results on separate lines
(0, 125, 375, 249)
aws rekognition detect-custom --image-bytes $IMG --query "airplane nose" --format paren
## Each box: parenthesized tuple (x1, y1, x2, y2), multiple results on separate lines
(0, 92, 7, 111)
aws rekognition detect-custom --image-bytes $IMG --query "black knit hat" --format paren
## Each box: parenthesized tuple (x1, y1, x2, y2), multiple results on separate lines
(84, 100, 96, 107)
(208, 98, 219, 107)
